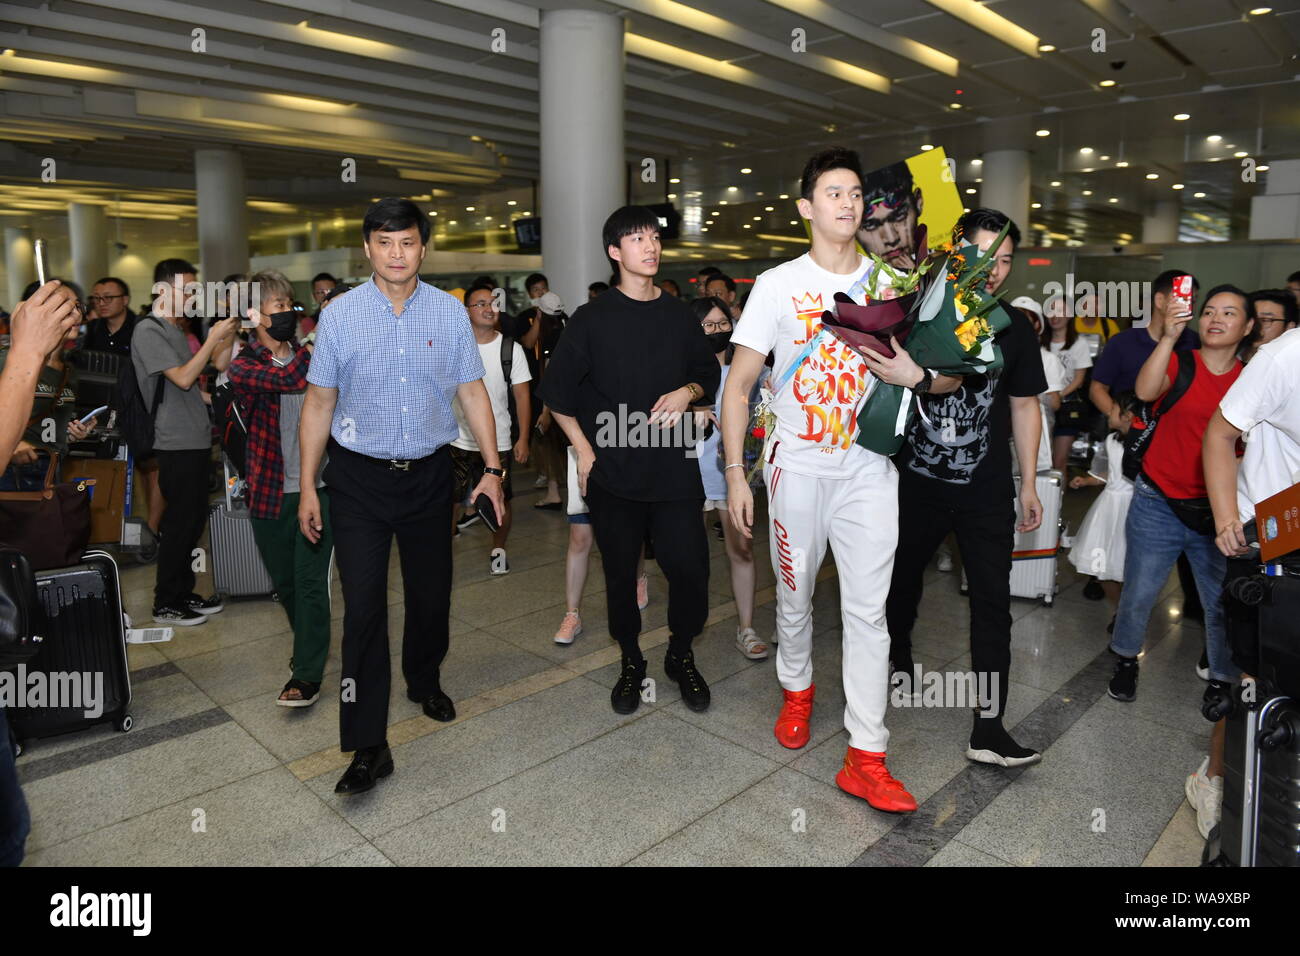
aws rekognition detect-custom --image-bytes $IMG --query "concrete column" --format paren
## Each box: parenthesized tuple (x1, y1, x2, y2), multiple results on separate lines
(285, 235, 305, 254)
(194, 147, 250, 280)
(980, 149, 1031, 239)
(1142, 199, 1181, 244)
(539, 9, 624, 313)
(4, 222, 34, 308)
(307, 222, 321, 252)
(68, 202, 109, 293)
(1248, 159, 1300, 240)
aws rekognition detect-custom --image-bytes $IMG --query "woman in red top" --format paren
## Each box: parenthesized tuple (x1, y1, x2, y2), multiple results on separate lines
(1107, 285, 1252, 708)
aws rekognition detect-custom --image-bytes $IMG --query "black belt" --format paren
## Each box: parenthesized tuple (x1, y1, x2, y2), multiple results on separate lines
(327, 437, 444, 472)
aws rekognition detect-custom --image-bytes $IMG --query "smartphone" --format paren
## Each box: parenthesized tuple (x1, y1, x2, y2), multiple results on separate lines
(34, 238, 48, 286)
(78, 405, 109, 426)
(473, 492, 500, 533)
(1171, 274, 1194, 318)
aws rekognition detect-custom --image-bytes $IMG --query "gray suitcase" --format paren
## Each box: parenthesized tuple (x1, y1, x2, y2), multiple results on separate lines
(959, 470, 1065, 606)
(208, 461, 274, 598)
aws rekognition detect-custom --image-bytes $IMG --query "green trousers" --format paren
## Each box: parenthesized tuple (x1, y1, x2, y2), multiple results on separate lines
(250, 489, 334, 684)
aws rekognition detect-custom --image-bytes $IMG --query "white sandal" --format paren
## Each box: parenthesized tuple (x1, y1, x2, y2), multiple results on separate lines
(736, 626, 769, 660)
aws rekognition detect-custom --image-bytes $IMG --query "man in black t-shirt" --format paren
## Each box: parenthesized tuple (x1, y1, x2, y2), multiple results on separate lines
(83, 277, 137, 355)
(885, 208, 1047, 769)
(542, 206, 720, 715)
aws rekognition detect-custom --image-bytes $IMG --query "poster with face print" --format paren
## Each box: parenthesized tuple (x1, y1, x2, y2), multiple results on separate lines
(856, 147, 963, 272)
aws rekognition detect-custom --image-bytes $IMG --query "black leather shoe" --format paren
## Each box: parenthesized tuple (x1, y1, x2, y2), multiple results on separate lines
(408, 687, 456, 722)
(611, 656, 647, 714)
(334, 745, 394, 795)
(664, 648, 711, 712)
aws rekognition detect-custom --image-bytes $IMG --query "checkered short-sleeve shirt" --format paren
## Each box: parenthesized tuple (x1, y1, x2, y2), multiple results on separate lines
(307, 277, 486, 459)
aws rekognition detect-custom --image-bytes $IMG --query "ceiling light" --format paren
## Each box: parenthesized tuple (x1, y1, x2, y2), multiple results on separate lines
(465, 205, 475, 211)
(965, 188, 976, 194)
(1099, 155, 1110, 161)
(483, 215, 492, 220)
(727, 186, 738, 191)
(669, 178, 680, 184)
(667, 193, 677, 199)
(1172, 183, 1184, 190)
(1116, 161, 1129, 168)
(753, 216, 761, 221)
(1249, 7, 1273, 14)
(789, 220, 797, 225)
(1082, 190, 1093, 196)
(1173, 113, 1190, 121)
(1226, 144, 1236, 149)
(1030, 202, 1041, 209)
(1193, 192, 1206, 198)
(1050, 180, 1061, 187)
(1082, 168, 1094, 173)
(971, 159, 983, 166)
(1080, 147, 1093, 154)
(1258, 164, 1270, 171)
(1145, 173, 1159, 179)
(743, 224, 751, 229)
(950, 102, 962, 109)
(921, 144, 934, 151)
(506, 200, 516, 206)
(922, 0, 1041, 58)
(1039, 43, 1056, 52)
(740, 168, 752, 174)
(1108, 197, 1118, 203)
(1036, 129, 1051, 137)
(779, 194, 789, 199)
(449, 220, 457, 225)
(1206, 135, 1221, 143)
(1233, 151, 1248, 158)
(1098, 79, 1116, 88)
(764, 206, 774, 211)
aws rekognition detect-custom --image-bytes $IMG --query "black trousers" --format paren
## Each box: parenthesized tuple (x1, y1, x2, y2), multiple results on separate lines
(885, 468, 1015, 721)
(154, 448, 212, 609)
(585, 480, 708, 661)
(326, 440, 453, 752)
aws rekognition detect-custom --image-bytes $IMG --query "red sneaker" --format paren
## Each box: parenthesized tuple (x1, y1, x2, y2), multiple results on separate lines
(835, 747, 917, 813)
(774, 683, 815, 749)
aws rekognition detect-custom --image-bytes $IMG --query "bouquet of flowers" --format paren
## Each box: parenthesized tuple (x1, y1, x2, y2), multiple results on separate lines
(850, 221, 1014, 455)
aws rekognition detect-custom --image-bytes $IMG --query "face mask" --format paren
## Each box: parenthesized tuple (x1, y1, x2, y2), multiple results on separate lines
(706, 329, 732, 353)
(267, 309, 298, 342)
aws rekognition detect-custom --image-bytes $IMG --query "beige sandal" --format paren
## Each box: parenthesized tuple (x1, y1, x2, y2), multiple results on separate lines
(736, 626, 769, 660)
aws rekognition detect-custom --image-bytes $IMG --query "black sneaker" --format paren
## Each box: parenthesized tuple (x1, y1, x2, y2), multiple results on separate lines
(1108, 654, 1139, 702)
(154, 605, 207, 627)
(664, 648, 711, 712)
(1082, 577, 1105, 601)
(456, 512, 480, 531)
(967, 720, 1042, 768)
(186, 593, 224, 615)
(611, 656, 647, 714)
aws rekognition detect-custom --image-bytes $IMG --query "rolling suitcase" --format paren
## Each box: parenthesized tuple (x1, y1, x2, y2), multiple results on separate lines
(208, 462, 274, 599)
(960, 470, 1065, 606)
(1219, 684, 1300, 867)
(8, 550, 133, 751)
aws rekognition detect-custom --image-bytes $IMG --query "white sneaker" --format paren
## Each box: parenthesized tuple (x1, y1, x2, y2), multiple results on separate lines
(554, 611, 583, 645)
(936, 549, 953, 572)
(533, 475, 548, 488)
(1185, 756, 1223, 840)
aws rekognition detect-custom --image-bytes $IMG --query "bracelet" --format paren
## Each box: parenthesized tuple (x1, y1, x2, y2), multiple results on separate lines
(724, 463, 745, 471)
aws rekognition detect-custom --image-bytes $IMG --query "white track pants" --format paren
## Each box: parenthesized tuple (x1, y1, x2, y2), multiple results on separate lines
(765, 461, 898, 752)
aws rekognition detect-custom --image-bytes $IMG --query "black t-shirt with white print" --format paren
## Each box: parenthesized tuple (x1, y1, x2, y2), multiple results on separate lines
(894, 301, 1046, 496)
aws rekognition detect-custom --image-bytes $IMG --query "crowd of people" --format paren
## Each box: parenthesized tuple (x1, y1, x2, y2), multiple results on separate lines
(3, 158, 1300, 863)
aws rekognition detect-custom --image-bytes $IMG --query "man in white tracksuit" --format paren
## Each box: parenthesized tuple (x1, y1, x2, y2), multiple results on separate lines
(722, 147, 959, 813)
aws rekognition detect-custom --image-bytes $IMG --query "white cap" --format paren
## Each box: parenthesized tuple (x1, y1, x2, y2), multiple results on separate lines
(537, 291, 565, 315)
(1009, 295, 1042, 319)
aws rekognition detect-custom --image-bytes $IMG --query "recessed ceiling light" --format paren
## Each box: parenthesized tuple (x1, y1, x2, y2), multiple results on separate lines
(752, 216, 761, 221)
(1250, 7, 1273, 14)
(1108, 197, 1118, 203)
(667, 193, 677, 199)
(1234, 151, 1248, 158)
(740, 168, 752, 174)
(1036, 129, 1051, 137)
(506, 200, 516, 206)
(1082, 167, 1095, 173)
(921, 144, 934, 151)
(1030, 202, 1041, 209)
(1099, 155, 1110, 161)
(779, 193, 789, 199)
(1173, 113, 1190, 121)
(1080, 147, 1093, 154)
(950, 102, 962, 109)
(449, 220, 458, 225)
(700, 228, 708, 233)
(1116, 161, 1129, 168)
(743, 224, 751, 229)
(465, 205, 475, 211)
(1039, 43, 1056, 52)
(1193, 192, 1206, 198)
(1098, 79, 1116, 88)
(1145, 173, 1159, 179)
(965, 188, 976, 194)
(789, 220, 797, 225)
(1206, 135, 1222, 143)
(1171, 183, 1184, 190)
(669, 178, 680, 184)
(1225, 144, 1237, 149)
(523, 211, 531, 215)
(764, 206, 774, 211)
(1258, 164, 1270, 171)
(971, 159, 983, 166)
(1082, 190, 1093, 196)
(1050, 180, 1061, 187)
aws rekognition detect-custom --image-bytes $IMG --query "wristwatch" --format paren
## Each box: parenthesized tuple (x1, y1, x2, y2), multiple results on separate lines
(483, 466, 506, 479)
(913, 368, 934, 395)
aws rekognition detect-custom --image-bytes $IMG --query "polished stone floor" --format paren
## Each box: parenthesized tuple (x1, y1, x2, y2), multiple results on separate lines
(16, 469, 1212, 866)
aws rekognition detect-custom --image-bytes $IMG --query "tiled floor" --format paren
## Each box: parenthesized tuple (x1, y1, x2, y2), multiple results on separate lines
(16, 470, 1213, 866)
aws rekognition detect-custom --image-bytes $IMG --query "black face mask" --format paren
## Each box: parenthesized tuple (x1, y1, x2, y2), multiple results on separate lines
(706, 329, 732, 353)
(266, 310, 298, 342)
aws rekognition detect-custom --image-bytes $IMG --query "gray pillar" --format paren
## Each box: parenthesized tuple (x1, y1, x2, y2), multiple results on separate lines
(195, 147, 250, 280)
(1248, 158, 1300, 240)
(1142, 199, 1180, 244)
(5, 222, 34, 307)
(307, 222, 321, 252)
(540, 9, 624, 313)
(980, 149, 1030, 239)
(68, 202, 109, 294)
(285, 235, 305, 254)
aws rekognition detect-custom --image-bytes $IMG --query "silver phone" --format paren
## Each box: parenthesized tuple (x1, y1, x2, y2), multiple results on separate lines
(34, 238, 48, 286)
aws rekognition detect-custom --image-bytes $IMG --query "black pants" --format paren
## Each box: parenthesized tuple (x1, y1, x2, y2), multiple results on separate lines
(326, 440, 453, 752)
(885, 468, 1014, 721)
(585, 480, 708, 661)
(154, 448, 212, 609)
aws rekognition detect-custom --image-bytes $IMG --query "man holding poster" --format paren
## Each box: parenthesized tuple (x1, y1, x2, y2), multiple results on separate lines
(722, 147, 956, 814)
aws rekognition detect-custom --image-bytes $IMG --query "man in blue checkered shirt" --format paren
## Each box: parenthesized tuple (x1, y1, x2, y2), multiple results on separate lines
(298, 198, 505, 796)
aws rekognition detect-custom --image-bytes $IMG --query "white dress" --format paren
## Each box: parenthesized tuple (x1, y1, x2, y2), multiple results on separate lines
(1068, 434, 1133, 582)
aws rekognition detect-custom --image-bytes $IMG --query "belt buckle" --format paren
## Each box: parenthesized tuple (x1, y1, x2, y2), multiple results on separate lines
(389, 459, 411, 472)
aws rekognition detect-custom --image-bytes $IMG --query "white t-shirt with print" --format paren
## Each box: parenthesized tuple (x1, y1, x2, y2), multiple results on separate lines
(730, 252, 887, 479)
(452, 332, 532, 452)
(1049, 337, 1093, 382)
(1219, 327, 1300, 523)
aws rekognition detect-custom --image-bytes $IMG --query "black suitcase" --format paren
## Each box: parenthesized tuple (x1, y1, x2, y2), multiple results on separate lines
(1220, 687, 1300, 867)
(8, 550, 133, 753)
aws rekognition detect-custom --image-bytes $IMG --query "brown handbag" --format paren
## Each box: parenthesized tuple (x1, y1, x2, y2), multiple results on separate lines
(0, 452, 95, 570)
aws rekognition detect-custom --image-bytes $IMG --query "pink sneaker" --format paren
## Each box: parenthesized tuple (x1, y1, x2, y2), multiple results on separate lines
(636, 574, 649, 610)
(554, 611, 583, 645)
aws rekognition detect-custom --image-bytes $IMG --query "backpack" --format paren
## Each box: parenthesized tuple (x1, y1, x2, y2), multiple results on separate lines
(212, 346, 253, 477)
(115, 317, 167, 460)
(500, 333, 519, 443)
(1120, 349, 1196, 482)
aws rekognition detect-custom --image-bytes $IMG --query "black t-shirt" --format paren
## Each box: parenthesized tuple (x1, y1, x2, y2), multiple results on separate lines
(895, 301, 1047, 495)
(82, 312, 138, 355)
(540, 288, 721, 502)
